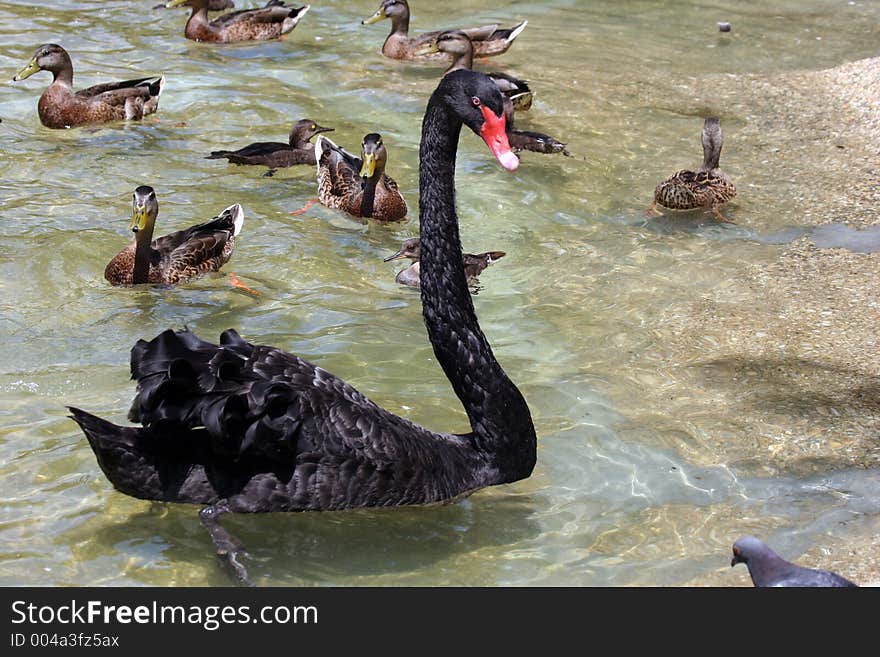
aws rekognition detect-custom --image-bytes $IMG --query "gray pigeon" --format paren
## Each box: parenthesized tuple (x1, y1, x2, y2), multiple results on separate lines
(731, 536, 858, 587)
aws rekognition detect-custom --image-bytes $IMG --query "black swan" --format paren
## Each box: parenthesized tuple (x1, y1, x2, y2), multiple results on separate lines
(68, 70, 536, 585)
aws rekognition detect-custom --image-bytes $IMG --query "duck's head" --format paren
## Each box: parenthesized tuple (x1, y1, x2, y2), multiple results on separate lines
(13, 44, 71, 81)
(130, 186, 159, 236)
(359, 133, 388, 180)
(362, 0, 408, 25)
(435, 70, 518, 171)
(416, 30, 473, 60)
(384, 237, 421, 263)
(290, 119, 334, 146)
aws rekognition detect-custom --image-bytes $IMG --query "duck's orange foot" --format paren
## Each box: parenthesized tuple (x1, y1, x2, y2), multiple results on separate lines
(711, 206, 735, 223)
(645, 201, 662, 217)
(289, 198, 318, 215)
(229, 272, 260, 296)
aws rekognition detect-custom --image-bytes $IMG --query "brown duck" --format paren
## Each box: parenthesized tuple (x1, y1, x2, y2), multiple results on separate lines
(362, 0, 527, 62)
(384, 237, 505, 288)
(12, 44, 164, 129)
(206, 119, 334, 175)
(650, 117, 737, 222)
(315, 133, 407, 222)
(105, 186, 244, 286)
(423, 31, 533, 111)
(164, 0, 310, 43)
(422, 31, 570, 157)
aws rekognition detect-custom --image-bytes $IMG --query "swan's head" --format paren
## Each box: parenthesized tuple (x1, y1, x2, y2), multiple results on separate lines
(359, 133, 388, 180)
(384, 237, 421, 263)
(437, 70, 519, 171)
(130, 185, 159, 236)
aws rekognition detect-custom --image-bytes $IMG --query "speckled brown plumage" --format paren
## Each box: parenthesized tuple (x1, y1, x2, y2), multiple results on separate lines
(362, 0, 526, 62)
(104, 186, 243, 286)
(12, 44, 164, 129)
(385, 237, 505, 288)
(165, 0, 309, 43)
(315, 133, 407, 221)
(69, 71, 535, 585)
(652, 117, 737, 221)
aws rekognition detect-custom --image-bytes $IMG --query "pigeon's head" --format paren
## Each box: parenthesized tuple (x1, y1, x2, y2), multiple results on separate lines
(731, 536, 768, 567)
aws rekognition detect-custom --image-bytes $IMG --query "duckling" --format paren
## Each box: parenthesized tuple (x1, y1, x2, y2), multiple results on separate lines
(314, 133, 407, 222)
(164, 0, 310, 43)
(650, 117, 737, 222)
(207, 119, 334, 176)
(12, 44, 164, 129)
(104, 186, 243, 286)
(362, 0, 526, 62)
(384, 237, 505, 288)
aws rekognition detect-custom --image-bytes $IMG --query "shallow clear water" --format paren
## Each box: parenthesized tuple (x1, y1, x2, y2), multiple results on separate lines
(1, 0, 879, 586)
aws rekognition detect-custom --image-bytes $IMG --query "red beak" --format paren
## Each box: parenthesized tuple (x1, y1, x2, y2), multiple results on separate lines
(479, 105, 519, 171)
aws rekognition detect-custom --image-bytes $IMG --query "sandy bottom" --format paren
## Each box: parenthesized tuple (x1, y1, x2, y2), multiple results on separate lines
(642, 57, 880, 585)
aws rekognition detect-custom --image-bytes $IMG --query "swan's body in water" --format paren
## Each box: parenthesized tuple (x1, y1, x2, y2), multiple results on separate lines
(68, 70, 536, 585)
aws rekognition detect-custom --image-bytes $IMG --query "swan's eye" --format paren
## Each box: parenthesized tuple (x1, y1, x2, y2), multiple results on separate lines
(471, 96, 481, 107)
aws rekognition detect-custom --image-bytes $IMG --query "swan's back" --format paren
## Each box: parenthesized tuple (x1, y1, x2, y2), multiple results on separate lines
(70, 328, 492, 512)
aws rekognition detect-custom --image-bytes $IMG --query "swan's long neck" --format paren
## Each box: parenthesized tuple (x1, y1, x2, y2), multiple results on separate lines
(418, 99, 536, 482)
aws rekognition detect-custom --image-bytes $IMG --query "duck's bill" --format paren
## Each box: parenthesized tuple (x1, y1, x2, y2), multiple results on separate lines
(383, 250, 406, 262)
(362, 9, 386, 25)
(131, 205, 149, 233)
(509, 91, 533, 112)
(479, 106, 518, 171)
(314, 124, 334, 135)
(359, 152, 377, 178)
(164, 0, 187, 8)
(13, 58, 39, 82)
(413, 41, 440, 57)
